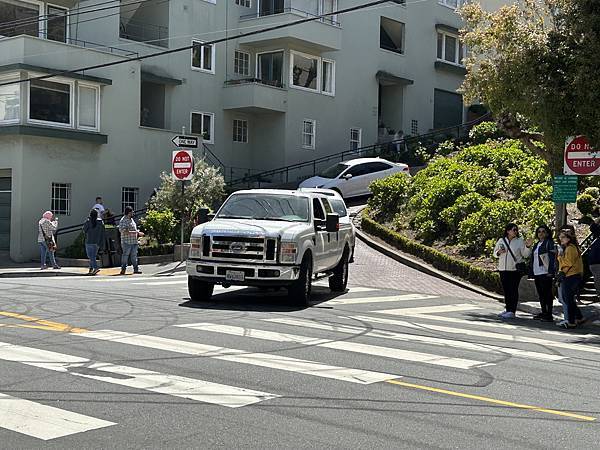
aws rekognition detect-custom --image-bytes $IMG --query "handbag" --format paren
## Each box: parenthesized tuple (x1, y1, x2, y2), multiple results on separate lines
(40, 224, 57, 252)
(503, 238, 527, 276)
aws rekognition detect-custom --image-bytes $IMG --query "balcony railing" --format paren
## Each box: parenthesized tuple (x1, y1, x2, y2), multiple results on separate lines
(224, 78, 286, 89)
(65, 37, 138, 58)
(241, 6, 340, 27)
(119, 18, 168, 48)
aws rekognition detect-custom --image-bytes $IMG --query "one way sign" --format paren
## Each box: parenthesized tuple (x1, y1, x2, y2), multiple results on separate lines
(171, 135, 198, 148)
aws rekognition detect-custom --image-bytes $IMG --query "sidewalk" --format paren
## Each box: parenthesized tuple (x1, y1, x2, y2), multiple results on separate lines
(0, 261, 186, 278)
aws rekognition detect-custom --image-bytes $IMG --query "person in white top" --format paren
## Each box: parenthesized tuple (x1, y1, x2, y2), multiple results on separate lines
(92, 196, 105, 219)
(528, 225, 557, 322)
(493, 223, 532, 319)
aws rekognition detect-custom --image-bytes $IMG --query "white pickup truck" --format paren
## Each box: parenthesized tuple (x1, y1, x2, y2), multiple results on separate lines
(187, 189, 355, 305)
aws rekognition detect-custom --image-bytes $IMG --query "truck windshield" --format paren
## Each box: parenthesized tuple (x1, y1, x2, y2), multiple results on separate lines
(318, 163, 349, 179)
(217, 194, 310, 222)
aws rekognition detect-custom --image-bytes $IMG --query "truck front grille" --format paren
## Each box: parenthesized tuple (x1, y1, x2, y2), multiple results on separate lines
(205, 236, 277, 263)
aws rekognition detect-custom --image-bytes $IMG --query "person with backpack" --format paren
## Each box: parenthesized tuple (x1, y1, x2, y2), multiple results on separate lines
(528, 225, 557, 322)
(37, 211, 60, 270)
(83, 208, 106, 275)
(556, 229, 585, 329)
(493, 223, 532, 319)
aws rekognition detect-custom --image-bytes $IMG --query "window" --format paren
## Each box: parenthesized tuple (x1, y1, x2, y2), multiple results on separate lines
(234, 50, 250, 76)
(233, 119, 248, 143)
(321, 198, 333, 214)
(302, 119, 316, 149)
(312, 198, 325, 220)
(346, 163, 370, 177)
(0, 76, 20, 123)
(350, 128, 361, 150)
(365, 162, 393, 173)
(329, 198, 347, 218)
(46, 5, 67, 43)
(322, 59, 334, 95)
(438, 0, 463, 9)
(380, 17, 405, 54)
(122, 187, 139, 212)
(140, 81, 165, 129)
(78, 84, 99, 130)
(191, 112, 214, 143)
(0, 1, 68, 42)
(259, 0, 284, 16)
(235, 0, 251, 6)
(257, 51, 284, 87)
(29, 79, 72, 126)
(192, 41, 215, 73)
(321, 0, 338, 25)
(437, 31, 465, 65)
(51, 183, 71, 215)
(411, 119, 418, 135)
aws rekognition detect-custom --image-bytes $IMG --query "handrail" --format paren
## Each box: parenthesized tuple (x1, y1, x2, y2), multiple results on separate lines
(200, 143, 226, 173)
(65, 37, 138, 57)
(227, 113, 492, 187)
(56, 207, 148, 237)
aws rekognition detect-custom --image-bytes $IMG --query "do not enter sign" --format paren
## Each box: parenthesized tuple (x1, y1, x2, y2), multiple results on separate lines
(172, 150, 194, 180)
(564, 136, 600, 176)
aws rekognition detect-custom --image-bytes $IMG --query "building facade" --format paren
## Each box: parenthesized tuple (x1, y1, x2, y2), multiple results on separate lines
(0, 0, 469, 261)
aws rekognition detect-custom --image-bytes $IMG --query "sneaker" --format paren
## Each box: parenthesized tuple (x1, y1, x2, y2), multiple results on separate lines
(119, 269, 126, 275)
(501, 311, 516, 319)
(532, 313, 544, 320)
(92, 269, 100, 275)
(576, 318, 587, 325)
(52, 265, 61, 270)
(497, 310, 508, 318)
(558, 321, 577, 329)
(40, 266, 47, 270)
(88, 268, 93, 275)
(540, 315, 554, 323)
(133, 270, 142, 274)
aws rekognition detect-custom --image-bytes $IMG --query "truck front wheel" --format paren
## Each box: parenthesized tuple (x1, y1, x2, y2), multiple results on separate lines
(288, 255, 313, 306)
(188, 276, 214, 302)
(329, 247, 349, 292)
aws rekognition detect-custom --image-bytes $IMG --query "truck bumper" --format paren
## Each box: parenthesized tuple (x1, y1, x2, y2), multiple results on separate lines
(186, 260, 300, 286)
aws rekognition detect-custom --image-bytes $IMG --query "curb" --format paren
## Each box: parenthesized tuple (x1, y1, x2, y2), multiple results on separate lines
(0, 269, 87, 278)
(153, 262, 187, 277)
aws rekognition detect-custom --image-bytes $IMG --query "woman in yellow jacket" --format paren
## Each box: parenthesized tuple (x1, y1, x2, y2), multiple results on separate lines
(557, 230, 584, 329)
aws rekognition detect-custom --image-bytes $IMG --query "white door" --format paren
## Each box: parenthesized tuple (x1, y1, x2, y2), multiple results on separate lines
(311, 198, 329, 272)
(360, 162, 396, 196)
(338, 163, 370, 198)
(320, 198, 340, 269)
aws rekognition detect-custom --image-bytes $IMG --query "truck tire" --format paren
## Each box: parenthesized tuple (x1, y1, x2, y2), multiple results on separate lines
(188, 276, 214, 302)
(288, 254, 313, 306)
(329, 247, 349, 292)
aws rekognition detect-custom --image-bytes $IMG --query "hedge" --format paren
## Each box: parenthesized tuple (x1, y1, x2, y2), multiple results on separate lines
(361, 212, 502, 294)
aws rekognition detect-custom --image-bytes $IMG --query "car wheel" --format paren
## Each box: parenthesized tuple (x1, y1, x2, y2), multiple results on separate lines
(329, 247, 349, 292)
(188, 276, 214, 302)
(288, 254, 313, 306)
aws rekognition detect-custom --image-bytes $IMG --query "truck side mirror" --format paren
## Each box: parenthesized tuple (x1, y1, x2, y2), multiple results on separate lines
(326, 213, 340, 233)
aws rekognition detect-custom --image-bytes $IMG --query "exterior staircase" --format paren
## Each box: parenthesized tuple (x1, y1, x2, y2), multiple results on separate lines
(579, 233, 599, 304)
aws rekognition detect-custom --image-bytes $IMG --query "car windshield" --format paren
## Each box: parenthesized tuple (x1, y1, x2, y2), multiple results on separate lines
(318, 163, 349, 179)
(217, 194, 310, 222)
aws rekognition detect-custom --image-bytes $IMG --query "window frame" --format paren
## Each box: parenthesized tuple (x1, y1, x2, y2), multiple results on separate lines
(379, 16, 406, 55)
(27, 74, 75, 129)
(289, 50, 335, 96)
(255, 49, 285, 87)
(45, 3, 69, 43)
(235, 0, 251, 6)
(350, 128, 362, 150)
(232, 118, 248, 143)
(0, 72, 21, 125)
(438, 0, 462, 10)
(234, 49, 251, 76)
(190, 111, 215, 144)
(436, 31, 465, 66)
(121, 187, 139, 213)
(321, 58, 335, 96)
(302, 118, 316, 150)
(191, 40, 216, 74)
(50, 182, 71, 216)
(76, 82, 100, 131)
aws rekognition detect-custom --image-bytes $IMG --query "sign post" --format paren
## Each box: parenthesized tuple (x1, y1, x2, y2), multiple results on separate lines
(172, 141, 195, 263)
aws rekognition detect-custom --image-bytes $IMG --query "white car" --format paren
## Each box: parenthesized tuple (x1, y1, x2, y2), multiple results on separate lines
(298, 157, 410, 198)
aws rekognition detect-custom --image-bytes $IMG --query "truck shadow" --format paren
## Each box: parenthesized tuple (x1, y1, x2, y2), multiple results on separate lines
(178, 285, 348, 312)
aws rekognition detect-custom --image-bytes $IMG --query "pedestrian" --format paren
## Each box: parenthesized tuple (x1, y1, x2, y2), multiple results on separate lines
(556, 230, 585, 328)
(93, 196, 105, 219)
(37, 211, 60, 270)
(118, 206, 144, 275)
(82, 208, 105, 275)
(104, 209, 116, 226)
(528, 225, 557, 322)
(587, 218, 600, 301)
(493, 223, 532, 319)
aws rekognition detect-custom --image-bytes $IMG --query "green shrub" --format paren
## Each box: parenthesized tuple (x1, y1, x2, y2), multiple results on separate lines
(455, 140, 528, 176)
(368, 172, 411, 220)
(577, 193, 596, 217)
(138, 243, 175, 256)
(583, 187, 600, 200)
(141, 209, 177, 244)
(468, 121, 505, 144)
(522, 200, 554, 231)
(436, 139, 457, 157)
(440, 193, 491, 233)
(519, 183, 552, 206)
(504, 158, 550, 198)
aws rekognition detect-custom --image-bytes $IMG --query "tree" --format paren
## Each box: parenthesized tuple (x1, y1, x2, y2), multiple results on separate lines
(459, 0, 600, 175)
(148, 157, 225, 240)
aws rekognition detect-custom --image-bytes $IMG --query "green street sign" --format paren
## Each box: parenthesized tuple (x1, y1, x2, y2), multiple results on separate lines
(552, 175, 578, 203)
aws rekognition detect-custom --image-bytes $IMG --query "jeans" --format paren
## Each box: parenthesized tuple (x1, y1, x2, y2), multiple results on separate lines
(533, 275, 554, 317)
(86, 244, 99, 270)
(39, 242, 57, 268)
(121, 243, 138, 271)
(499, 270, 522, 313)
(560, 275, 583, 324)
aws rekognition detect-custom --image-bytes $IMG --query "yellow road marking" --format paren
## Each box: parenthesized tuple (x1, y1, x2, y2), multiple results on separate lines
(385, 379, 596, 421)
(0, 311, 87, 333)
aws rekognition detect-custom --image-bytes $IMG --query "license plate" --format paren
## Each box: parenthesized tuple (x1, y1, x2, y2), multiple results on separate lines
(225, 270, 245, 281)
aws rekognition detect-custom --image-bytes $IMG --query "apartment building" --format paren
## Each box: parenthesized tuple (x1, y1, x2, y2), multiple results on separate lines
(0, 0, 471, 261)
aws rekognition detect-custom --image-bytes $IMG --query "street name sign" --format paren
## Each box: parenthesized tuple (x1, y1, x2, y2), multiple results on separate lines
(564, 135, 600, 175)
(552, 175, 578, 203)
(172, 135, 198, 148)
(172, 150, 194, 180)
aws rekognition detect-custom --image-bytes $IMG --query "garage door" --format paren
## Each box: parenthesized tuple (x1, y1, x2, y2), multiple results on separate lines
(433, 89, 463, 129)
(0, 177, 10, 251)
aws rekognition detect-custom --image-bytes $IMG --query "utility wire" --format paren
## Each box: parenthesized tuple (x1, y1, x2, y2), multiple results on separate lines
(0, 0, 403, 88)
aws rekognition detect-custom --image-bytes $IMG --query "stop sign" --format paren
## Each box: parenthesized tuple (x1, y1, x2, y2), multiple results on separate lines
(172, 150, 194, 180)
(564, 136, 600, 175)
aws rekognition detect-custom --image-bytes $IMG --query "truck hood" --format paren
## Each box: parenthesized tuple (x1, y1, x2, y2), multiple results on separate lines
(192, 218, 309, 239)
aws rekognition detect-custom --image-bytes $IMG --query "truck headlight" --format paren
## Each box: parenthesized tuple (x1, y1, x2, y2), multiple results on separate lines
(189, 237, 202, 258)
(280, 242, 298, 263)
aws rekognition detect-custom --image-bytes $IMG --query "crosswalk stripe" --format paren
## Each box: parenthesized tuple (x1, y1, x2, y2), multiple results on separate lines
(79, 330, 397, 384)
(0, 392, 115, 441)
(0, 341, 277, 408)
(375, 304, 482, 315)
(313, 284, 379, 294)
(175, 323, 490, 370)
(350, 314, 600, 356)
(263, 318, 566, 362)
(132, 280, 187, 286)
(327, 293, 439, 305)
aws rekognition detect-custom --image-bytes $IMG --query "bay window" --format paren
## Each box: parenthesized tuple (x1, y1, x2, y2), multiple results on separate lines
(290, 51, 336, 95)
(0, 76, 20, 123)
(78, 84, 99, 131)
(29, 79, 72, 126)
(0, 0, 68, 42)
(257, 51, 284, 87)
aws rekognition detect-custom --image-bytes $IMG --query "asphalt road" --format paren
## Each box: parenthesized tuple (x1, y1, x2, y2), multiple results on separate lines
(0, 240, 599, 449)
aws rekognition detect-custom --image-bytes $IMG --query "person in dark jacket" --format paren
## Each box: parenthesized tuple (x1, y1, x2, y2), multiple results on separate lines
(83, 209, 105, 275)
(587, 219, 600, 301)
(528, 225, 557, 322)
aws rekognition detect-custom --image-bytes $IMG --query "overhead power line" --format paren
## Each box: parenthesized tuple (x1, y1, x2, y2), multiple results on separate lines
(0, 0, 403, 89)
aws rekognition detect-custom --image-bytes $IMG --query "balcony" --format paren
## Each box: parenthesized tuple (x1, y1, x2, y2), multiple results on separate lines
(239, 0, 342, 51)
(222, 79, 288, 114)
